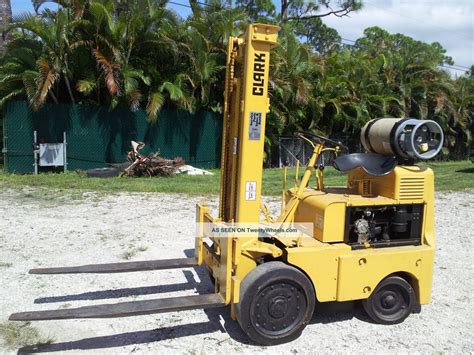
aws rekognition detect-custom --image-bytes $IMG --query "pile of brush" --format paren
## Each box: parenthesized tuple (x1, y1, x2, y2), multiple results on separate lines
(123, 141, 185, 177)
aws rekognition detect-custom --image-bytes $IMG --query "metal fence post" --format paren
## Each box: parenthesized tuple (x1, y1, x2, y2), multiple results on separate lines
(33, 130, 38, 175)
(63, 131, 67, 172)
(278, 137, 282, 168)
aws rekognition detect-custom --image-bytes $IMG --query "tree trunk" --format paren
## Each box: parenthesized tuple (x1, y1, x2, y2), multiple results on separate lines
(0, 0, 12, 53)
(49, 90, 59, 104)
(64, 76, 76, 104)
(281, 0, 289, 22)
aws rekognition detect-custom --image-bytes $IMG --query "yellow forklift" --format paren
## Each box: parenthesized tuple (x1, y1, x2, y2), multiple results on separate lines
(10, 24, 444, 345)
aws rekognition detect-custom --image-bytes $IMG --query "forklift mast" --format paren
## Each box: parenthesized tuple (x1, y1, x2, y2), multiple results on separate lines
(219, 24, 280, 223)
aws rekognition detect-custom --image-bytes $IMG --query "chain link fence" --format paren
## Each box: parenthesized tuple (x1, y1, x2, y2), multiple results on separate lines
(2, 101, 222, 174)
(0, 112, 4, 166)
(5, 101, 466, 174)
(277, 136, 362, 167)
(276, 134, 464, 167)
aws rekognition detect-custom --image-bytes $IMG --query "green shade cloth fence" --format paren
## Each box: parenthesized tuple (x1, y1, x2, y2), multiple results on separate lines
(2, 101, 222, 173)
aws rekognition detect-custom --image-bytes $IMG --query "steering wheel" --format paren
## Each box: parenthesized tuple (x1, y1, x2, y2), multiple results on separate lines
(295, 131, 348, 151)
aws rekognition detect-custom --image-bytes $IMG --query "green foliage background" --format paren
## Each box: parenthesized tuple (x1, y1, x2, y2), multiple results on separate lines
(1, 0, 473, 160)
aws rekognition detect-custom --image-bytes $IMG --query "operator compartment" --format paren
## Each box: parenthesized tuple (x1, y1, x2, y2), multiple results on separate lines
(289, 165, 433, 247)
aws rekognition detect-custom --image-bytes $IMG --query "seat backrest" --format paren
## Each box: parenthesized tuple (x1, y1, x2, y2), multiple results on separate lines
(333, 153, 397, 176)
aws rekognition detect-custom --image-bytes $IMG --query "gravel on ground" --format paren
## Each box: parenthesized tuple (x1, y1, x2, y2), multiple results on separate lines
(0, 187, 473, 353)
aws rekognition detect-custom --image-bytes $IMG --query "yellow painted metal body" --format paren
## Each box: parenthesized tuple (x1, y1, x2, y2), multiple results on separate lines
(195, 24, 435, 320)
(285, 166, 435, 304)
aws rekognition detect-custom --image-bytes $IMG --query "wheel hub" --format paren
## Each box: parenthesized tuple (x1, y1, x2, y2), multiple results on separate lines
(372, 284, 410, 321)
(381, 293, 397, 309)
(251, 282, 306, 336)
(268, 296, 288, 318)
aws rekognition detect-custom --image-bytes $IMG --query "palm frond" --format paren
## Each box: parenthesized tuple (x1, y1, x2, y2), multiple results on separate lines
(22, 71, 39, 106)
(76, 79, 96, 95)
(0, 89, 25, 108)
(160, 81, 184, 101)
(146, 91, 165, 122)
(92, 49, 120, 95)
(35, 58, 59, 109)
(128, 89, 142, 111)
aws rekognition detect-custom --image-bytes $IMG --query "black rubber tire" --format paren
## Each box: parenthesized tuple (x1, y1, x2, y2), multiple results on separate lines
(362, 276, 415, 325)
(236, 261, 316, 345)
(86, 167, 120, 178)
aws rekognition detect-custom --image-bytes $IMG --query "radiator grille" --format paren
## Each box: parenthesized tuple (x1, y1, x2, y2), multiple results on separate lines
(361, 179, 371, 197)
(399, 177, 425, 200)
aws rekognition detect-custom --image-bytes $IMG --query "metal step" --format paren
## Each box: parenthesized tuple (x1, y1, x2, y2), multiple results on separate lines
(30, 257, 197, 274)
(9, 293, 225, 321)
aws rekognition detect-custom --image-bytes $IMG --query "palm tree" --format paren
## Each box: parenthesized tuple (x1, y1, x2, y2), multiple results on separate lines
(183, 0, 246, 113)
(270, 29, 316, 135)
(75, 0, 192, 119)
(0, 0, 470, 158)
(6, 8, 79, 109)
(0, 35, 43, 107)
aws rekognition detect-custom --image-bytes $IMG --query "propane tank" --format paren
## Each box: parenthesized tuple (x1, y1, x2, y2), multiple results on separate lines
(360, 118, 444, 160)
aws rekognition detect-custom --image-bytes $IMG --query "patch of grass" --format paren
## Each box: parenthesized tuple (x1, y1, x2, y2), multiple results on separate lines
(262, 166, 347, 195)
(121, 249, 137, 260)
(0, 262, 12, 268)
(0, 321, 54, 349)
(0, 170, 221, 196)
(422, 161, 474, 192)
(0, 161, 472, 196)
(121, 245, 148, 260)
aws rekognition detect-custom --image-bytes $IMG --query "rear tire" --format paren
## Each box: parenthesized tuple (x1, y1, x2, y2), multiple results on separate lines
(362, 276, 415, 325)
(236, 261, 315, 345)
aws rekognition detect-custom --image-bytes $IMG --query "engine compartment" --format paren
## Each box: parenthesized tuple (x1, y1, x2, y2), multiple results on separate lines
(344, 204, 424, 249)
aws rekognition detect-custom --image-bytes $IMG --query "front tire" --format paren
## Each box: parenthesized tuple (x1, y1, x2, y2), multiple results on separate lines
(362, 276, 415, 325)
(236, 261, 315, 345)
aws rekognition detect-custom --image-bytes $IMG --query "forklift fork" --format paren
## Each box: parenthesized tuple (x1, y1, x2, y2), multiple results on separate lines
(9, 258, 225, 322)
(29, 257, 197, 274)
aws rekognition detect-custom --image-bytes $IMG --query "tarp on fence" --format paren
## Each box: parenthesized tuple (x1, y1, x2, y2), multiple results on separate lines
(2, 101, 222, 173)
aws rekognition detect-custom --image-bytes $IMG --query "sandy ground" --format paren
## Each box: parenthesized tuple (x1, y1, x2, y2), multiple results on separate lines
(0, 187, 473, 354)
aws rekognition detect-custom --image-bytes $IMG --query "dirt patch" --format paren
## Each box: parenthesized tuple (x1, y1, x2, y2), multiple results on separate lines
(0, 322, 53, 350)
(0, 188, 473, 353)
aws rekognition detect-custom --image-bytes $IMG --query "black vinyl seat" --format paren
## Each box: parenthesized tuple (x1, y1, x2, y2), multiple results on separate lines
(333, 153, 397, 176)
